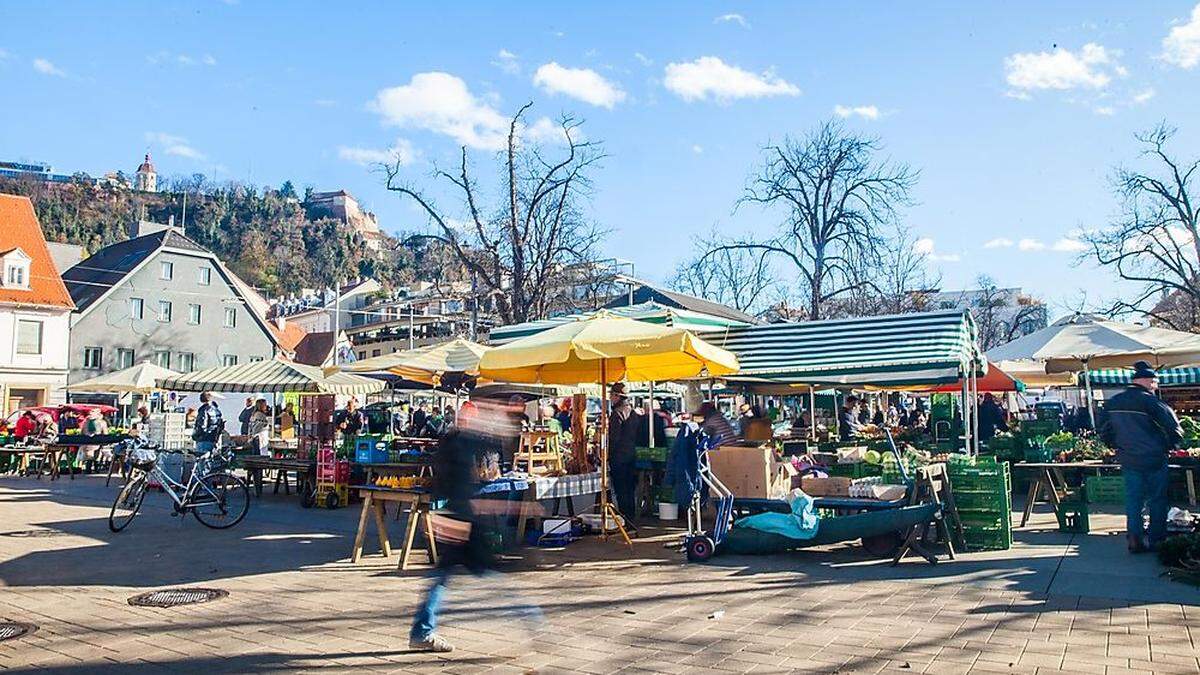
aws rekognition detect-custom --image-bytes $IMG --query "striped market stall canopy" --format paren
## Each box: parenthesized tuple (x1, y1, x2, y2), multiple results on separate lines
(1087, 367, 1200, 387)
(710, 310, 984, 388)
(156, 358, 384, 395)
(488, 301, 749, 345)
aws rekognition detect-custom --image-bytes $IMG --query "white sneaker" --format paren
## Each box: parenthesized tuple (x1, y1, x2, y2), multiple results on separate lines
(409, 634, 454, 652)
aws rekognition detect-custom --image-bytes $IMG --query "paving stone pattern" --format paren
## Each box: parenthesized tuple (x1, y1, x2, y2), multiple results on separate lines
(1, 475, 1199, 674)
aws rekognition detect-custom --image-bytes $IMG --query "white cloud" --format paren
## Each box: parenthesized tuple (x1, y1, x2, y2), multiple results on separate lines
(983, 238, 1014, 249)
(144, 131, 206, 160)
(914, 237, 960, 262)
(524, 117, 564, 144)
(691, 144, 704, 154)
(663, 56, 799, 103)
(1162, 3, 1200, 69)
(833, 104, 880, 120)
(492, 49, 519, 75)
(1004, 43, 1123, 94)
(1052, 238, 1087, 253)
(1132, 88, 1156, 104)
(714, 13, 749, 28)
(337, 139, 417, 167)
(1093, 105, 1116, 116)
(32, 58, 65, 77)
(634, 52, 653, 67)
(533, 62, 626, 109)
(370, 72, 510, 150)
(148, 51, 217, 67)
(202, 54, 217, 66)
(1018, 238, 1046, 251)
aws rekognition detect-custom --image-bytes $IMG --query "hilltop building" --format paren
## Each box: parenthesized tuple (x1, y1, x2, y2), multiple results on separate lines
(268, 278, 383, 335)
(61, 220, 287, 383)
(0, 194, 75, 415)
(0, 161, 77, 185)
(304, 190, 383, 250)
(134, 154, 156, 192)
(342, 281, 497, 359)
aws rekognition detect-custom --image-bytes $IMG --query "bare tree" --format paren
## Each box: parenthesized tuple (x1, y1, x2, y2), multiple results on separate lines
(1083, 122, 1200, 329)
(704, 121, 917, 321)
(669, 229, 778, 315)
(967, 275, 1048, 350)
(384, 104, 606, 324)
(830, 225, 940, 317)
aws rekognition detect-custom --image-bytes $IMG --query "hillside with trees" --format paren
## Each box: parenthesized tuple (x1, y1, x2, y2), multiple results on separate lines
(0, 173, 462, 296)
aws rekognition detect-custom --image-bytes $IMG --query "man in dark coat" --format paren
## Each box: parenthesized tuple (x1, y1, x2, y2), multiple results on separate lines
(238, 397, 254, 436)
(607, 383, 640, 524)
(839, 396, 864, 442)
(1098, 361, 1184, 553)
(978, 393, 1009, 440)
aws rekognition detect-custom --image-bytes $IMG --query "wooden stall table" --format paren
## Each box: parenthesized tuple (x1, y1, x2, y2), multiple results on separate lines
(0, 445, 55, 478)
(238, 455, 314, 498)
(350, 486, 439, 570)
(476, 471, 603, 542)
(1014, 461, 1199, 527)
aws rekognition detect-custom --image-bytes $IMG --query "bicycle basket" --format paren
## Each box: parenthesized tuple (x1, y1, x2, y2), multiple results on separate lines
(128, 446, 158, 469)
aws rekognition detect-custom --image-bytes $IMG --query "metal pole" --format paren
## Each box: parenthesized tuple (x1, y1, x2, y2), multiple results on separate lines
(1084, 360, 1096, 429)
(409, 302, 415, 350)
(808, 386, 816, 442)
(647, 381, 655, 448)
(960, 371, 969, 453)
(469, 270, 478, 342)
(332, 280, 340, 366)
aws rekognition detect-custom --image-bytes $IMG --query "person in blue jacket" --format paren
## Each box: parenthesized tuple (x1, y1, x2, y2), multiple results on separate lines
(1098, 361, 1184, 553)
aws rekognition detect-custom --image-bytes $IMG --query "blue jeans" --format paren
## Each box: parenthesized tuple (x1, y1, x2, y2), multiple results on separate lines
(1124, 465, 1169, 544)
(410, 568, 450, 641)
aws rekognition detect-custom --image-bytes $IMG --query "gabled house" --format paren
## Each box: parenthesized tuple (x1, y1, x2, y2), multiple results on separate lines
(0, 194, 75, 414)
(62, 221, 285, 383)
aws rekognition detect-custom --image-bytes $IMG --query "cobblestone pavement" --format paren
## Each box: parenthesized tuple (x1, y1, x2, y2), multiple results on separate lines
(2, 475, 1200, 674)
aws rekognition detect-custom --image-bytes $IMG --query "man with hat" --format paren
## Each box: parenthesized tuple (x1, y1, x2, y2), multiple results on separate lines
(1099, 360, 1183, 553)
(607, 383, 640, 525)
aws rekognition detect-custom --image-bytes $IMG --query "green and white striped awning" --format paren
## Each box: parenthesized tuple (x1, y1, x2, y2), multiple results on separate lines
(711, 310, 983, 387)
(1088, 367, 1200, 387)
(156, 358, 385, 395)
(488, 301, 749, 344)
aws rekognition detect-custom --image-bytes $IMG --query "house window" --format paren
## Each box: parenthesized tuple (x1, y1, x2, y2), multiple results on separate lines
(16, 320, 43, 355)
(178, 352, 195, 372)
(5, 263, 28, 288)
(83, 346, 103, 369)
(224, 307, 237, 328)
(358, 351, 366, 360)
(197, 267, 212, 285)
(249, 355, 265, 362)
(222, 354, 238, 367)
(130, 297, 145, 320)
(154, 350, 170, 369)
(116, 348, 135, 369)
(372, 349, 381, 357)
(158, 300, 172, 323)
(188, 304, 202, 325)
(160, 261, 173, 280)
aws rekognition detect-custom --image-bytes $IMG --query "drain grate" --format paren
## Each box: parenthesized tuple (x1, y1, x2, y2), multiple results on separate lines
(0, 622, 37, 642)
(128, 588, 228, 608)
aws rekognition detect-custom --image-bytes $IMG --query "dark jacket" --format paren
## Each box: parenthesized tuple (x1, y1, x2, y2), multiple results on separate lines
(1098, 385, 1183, 470)
(665, 423, 710, 510)
(238, 406, 253, 435)
(430, 429, 495, 574)
(978, 400, 1009, 440)
(607, 398, 639, 462)
(192, 402, 224, 442)
(839, 407, 862, 441)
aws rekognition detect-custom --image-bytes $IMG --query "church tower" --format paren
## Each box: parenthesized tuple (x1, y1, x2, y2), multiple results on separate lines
(134, 153, 157, 192)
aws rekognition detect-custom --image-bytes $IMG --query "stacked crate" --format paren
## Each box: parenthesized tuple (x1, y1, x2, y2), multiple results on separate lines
(948, 455, 1013, 552)
(299, 396, 345, 507)
(147, 412, 189, 450)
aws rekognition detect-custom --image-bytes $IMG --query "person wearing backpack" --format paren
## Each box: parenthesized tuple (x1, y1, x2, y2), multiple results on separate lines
(192, 392, 225, 455)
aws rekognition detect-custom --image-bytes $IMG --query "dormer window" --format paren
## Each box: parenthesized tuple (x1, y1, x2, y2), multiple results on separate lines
(1, 248, 32, 290)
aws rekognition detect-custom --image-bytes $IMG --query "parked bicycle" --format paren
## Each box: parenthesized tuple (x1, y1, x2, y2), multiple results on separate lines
(108, 440, 250, 532)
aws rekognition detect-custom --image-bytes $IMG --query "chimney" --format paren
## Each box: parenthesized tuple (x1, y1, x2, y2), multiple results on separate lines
(274, 316, 286, 332)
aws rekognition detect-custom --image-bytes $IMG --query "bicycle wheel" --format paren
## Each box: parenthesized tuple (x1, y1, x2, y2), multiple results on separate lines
(191, 473, 250, 529)
(109, 473, 147, 532)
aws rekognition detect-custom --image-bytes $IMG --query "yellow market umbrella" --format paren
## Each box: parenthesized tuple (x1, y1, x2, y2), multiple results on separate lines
(478, 313, 739, 544)
(478, 313, 739, 385)
(339, 338, 490, 385)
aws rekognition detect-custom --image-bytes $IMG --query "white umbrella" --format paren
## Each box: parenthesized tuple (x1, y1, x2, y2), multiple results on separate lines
(67, 361, 181, 395)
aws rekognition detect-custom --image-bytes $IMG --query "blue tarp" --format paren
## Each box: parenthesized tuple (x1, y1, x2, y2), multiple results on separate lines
(732, 490, 820, 540)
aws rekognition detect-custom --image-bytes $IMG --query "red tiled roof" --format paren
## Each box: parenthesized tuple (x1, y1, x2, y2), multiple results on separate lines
(0, 194, 74, 309)
(270, 320, 308, 353)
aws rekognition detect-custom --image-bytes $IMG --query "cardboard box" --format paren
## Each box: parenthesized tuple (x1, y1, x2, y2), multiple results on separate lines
(836, 446, 868, 463)
(799, 476, 852, 497)
(708, 445, 795, 498)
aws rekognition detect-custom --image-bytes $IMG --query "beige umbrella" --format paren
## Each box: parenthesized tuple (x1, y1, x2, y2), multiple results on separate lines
(68, 361, 181, 395)
(157, 357, 384, 395)
(339, 338, 490, 386)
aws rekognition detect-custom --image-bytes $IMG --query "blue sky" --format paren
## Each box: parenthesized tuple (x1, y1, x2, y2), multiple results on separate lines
(3, 2, 1200, 317)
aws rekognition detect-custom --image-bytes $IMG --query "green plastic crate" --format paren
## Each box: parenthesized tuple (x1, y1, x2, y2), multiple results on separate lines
(636, 446, 668, 463)
(1055, 499, 1090, 533)
(1084, 475, 1125, 505)
(1024, 445, 1055, 463)
(826, 462, 883, 479)
(953, 489, 1011, 512)
(962, 527, 1013, 552)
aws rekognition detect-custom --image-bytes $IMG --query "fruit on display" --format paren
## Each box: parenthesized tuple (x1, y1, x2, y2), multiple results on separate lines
(372, 475, 431, 489)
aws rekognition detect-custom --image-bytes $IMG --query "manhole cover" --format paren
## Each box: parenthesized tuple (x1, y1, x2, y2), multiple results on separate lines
(128, 588, 228, 608)
(0, 622, 37, 642)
